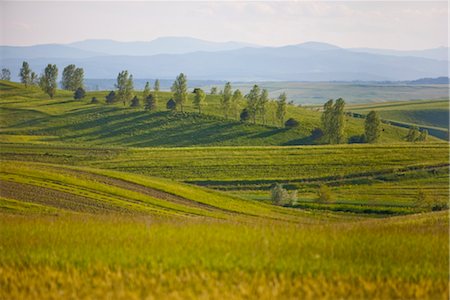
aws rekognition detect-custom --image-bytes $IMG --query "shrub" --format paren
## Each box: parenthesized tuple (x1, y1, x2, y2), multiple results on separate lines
(240, 108, 250, 122)
(90, 97, 98, 104)
(311, 128, 324, 139)
(73, 87, 86, 100)
(348, 134, 366, 144)
(166, 98, 176, 111)
(271, 183, 298, 206)
(130, 96, 140, 107)
(284, 118, 299, 128)
(105, 91, 116, 104)
(317, 185, 333, 203)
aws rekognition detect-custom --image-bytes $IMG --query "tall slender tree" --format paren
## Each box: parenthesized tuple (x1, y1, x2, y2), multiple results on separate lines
(19, 61, 32, 87)
(1, 68, 11, 81)
(246, 85, 260, 124)
(39, 64, 58, 98)
(258, 89, 269, 125)
(221, 82, 232, 119)
(154, 79, 160, 92)
(193, 88, 206, 113)
(115, 71, 134, 106)
(171, 73, 188, 112)
(231, 89, 243, 120)
(331, 98, 346, 144)
(364, 110, 381, 143)
(61, 64, 84, 91)
(276, 92, 287, 127)
(321, 99, 334, 143)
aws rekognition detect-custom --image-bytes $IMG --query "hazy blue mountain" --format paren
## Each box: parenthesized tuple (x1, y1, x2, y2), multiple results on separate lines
(68, 37, 259, 56)
(0, 44, 105, 59)
(1, 40, 448, 82)
(350, 47, 449, 61)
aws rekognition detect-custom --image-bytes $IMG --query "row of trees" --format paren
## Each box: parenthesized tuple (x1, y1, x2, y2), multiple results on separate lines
(6, 62, 86, 99)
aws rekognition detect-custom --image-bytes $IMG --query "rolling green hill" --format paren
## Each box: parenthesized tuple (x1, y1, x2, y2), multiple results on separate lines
(0, 80, 429, 147)
(347, 99, 449, 140)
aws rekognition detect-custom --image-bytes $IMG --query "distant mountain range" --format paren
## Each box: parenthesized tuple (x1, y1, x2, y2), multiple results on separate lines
(1, 37, 448, 82)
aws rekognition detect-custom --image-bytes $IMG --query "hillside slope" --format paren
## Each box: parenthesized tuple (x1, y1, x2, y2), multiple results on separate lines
(0, 81, 425, 147)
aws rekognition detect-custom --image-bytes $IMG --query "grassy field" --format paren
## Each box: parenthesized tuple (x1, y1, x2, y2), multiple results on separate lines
(0, 80, 449, 298)
(1, 212, 448, 299)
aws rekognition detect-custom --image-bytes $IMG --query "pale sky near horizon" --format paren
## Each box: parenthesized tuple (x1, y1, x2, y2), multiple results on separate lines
(1, 1, 448, 50)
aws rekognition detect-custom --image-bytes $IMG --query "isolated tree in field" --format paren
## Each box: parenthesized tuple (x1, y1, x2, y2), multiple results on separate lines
(1, 68, 11, 81)
(154, 79, 160, 92)
(246, 85, 260, 124)
(193, 88, 206, 113)
(406, 126, 420, 142)
(91, 97, 99, 104)
(276, 92, 287, 127)
(418, 129, 428, 142)
(364, 110, 381, 143)
(39, 64, 58, 98)
(240, 108, 250, 122)
(317, 185, 333, 203)
(166, 98, 176, 111)
(73, 87, 86, 100)
(271, 183, 286, 206)
(61, 64, 84, 91)
(210, 86, 218, 95)
(271, 183, 298, 206)
(115, 70, 134, 106)
(145, 93, 158, 110)
(257, 89, 269, 125)
(130, 96, 140, 107)
(142, 81, 151, 100)
(19, 61, 32, 87)
(105, 91, 116, 104)
(231, 89, 243, 120)
(171, 73, 188, 112)
(221, 82, 232, 118)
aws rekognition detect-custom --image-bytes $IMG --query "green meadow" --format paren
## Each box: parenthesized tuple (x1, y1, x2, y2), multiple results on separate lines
(0, 80, 449, 299)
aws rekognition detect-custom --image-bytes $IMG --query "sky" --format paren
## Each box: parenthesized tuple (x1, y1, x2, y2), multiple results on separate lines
(1, 1, 448, 50)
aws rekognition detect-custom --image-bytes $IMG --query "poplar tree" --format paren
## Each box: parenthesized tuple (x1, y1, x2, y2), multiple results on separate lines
(115, 71, 134, 106)
(62, 64, 84, 90)
(1, 68, 11, 81)
(246, 85, 260, 124)
(321, 99, 334, 143)
(171, 73, 188, 112)
(39, 64, 58, 98)
(258, 89, 269, 125)
(154, 79, 160, 92)
(221, 82, 232, 119)
(331, 98, 346, 144)
(193, 88, 206, 114)
(276, 92, 287, 127)
(231, 89, 243, 120)
(364, 110, 381, 143)
(19, 61, 32, 87)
